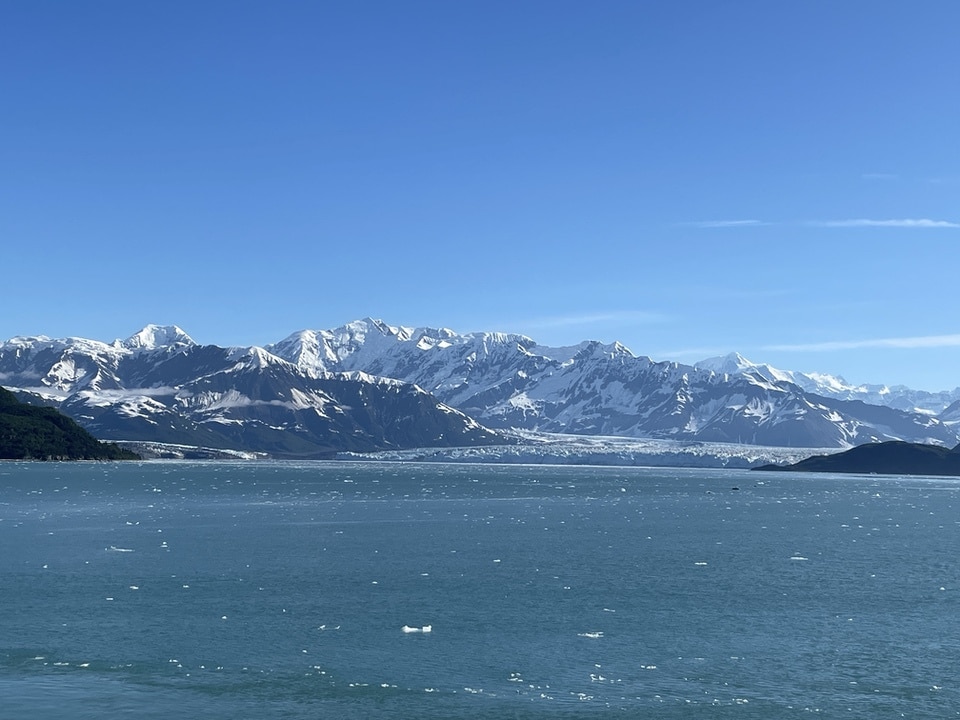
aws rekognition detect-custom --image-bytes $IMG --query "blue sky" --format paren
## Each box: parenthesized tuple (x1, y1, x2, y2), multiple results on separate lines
(3, 2, 959, 390)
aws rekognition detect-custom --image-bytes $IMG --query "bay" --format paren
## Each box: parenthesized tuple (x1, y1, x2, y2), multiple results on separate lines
(1, 460, 958, 718)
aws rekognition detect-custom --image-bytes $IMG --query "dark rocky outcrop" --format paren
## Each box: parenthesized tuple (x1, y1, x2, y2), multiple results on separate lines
(753, 441, 960, 477)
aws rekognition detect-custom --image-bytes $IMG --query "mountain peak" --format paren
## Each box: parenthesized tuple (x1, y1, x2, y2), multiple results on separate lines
(696, 352, 755, 376)
(122, 325, 196, 351)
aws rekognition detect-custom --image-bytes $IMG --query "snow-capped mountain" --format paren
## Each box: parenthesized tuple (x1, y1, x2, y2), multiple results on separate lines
(696, 352, 960, 415)
(266, 319, 958, 448)
(0, 326, 498, 458)
(2, 320, 957, 457)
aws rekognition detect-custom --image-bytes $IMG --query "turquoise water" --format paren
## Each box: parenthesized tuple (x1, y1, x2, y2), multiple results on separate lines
(1, 460, 959, 718)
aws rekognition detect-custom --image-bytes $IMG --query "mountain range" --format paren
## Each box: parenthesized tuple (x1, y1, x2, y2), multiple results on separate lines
(1, 319, 957, 458)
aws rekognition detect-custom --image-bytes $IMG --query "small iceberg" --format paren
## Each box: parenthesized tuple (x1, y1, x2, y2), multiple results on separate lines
(402, 624, 433, 633)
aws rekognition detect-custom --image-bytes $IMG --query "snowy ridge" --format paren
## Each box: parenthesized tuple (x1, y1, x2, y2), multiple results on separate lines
(697, 352, 960, 416)
(265, 319, 960, 449)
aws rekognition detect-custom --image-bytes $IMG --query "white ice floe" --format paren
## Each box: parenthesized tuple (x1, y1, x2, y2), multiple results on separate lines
(578, 631, 603, 639)
(402, 624, 433, 633)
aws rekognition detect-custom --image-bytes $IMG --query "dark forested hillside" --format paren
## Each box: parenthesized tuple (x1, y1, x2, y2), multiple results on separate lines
(0, 387, 138, 460)
(753, 440, 960, 477)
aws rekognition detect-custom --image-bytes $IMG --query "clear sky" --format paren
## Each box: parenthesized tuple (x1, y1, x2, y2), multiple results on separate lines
(3, 2, 959, 391)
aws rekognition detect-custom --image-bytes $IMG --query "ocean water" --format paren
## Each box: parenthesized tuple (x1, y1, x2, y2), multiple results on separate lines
(1, 461, 958, 719)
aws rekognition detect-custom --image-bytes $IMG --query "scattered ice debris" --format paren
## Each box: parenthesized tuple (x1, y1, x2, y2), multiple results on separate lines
(578, 631, 603, 639)
(107, 546, 134, 553)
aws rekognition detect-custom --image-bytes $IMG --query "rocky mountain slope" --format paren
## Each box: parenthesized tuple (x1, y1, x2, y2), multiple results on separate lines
(266, 319, 958, 448)
(0, 326, 499, 458)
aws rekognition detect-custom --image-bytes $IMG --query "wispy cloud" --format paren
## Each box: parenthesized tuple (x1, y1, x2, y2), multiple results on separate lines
(683, 219, 767, 228)
(764, 334, 960, 352)
(524, 311, 668, 329)
(684, 217, 960, 230)
(810, 218, 960, 228)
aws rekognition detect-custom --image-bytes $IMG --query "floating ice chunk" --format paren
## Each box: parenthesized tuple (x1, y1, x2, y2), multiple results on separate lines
(790, 556, 808, 561)
(107, 546, 134, 553)
(578, 631, 603, 638)
(402, 624, 432, 633)
(694, 562, 708, 566)
(129, 585, 139, 590)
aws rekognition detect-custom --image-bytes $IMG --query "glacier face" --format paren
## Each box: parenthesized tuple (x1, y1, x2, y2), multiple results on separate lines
(1, 320, 957, 459)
